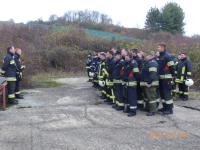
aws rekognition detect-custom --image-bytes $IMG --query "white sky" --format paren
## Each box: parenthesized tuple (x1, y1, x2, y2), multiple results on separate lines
(0, 0, 198, 36)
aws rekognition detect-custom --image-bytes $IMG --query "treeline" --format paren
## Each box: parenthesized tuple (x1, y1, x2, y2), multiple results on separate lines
(145, 2, 185, 34)
(28, 10, 116, 32)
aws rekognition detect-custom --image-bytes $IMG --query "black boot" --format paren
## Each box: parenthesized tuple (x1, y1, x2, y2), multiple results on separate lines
(112, 104, 118, 109)
(116, 106, 124, 111)
(163, 104, 173, 115)
(163, 109, 173, 115)
(8, 99, 18, 105)
(123, 104, 130, 113)
(158, 103, 166, 112)
(128, 109, 136, 117)
(16, 94, 24, 99)
(146, 112, 156, 116)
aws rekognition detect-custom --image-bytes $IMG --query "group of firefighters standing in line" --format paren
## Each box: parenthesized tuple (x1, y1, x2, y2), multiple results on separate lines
(0, 46, 25, 105)
(86, 43, 193, 117)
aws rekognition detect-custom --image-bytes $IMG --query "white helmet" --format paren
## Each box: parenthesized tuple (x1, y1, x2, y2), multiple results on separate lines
(185, 79, 194, 87)
(99, 80, 105, 87)
(89, 72, 94, 77)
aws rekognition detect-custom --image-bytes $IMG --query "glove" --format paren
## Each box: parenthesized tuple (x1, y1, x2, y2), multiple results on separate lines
(0, 69, 5, 76)
(21, 65, 26, 70)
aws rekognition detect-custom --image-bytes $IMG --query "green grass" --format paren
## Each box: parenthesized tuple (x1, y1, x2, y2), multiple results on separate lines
(30, 71, 85, 88)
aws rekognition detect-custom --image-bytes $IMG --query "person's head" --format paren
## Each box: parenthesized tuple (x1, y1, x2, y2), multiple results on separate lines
(7, 46, 15, 54)
(178, 54, 181, 60)
(132, 48, 138, 57)
(15, 48, 22, 56)
(137, 50, 144, 59)
(121, 49, 127, 57)
(125, 51, 133, 62)
(157, 42, 166, 53)
(99, 52, 106, 60)
(106, 50, 114, 59)
(111, 48, 117, 55)
(179, 52, 187, 60)
(114, 51, 122, 61)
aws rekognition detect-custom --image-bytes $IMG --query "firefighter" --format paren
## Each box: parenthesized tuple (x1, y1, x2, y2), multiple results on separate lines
(15, 48, 25, 99)
(132, 49, 145, 110)
(112, 51, 125, 110)
(175, 52, 192, 101)
(0, 46, 18, 104)
(86, 53, 93, 82)
(91, 53, 100, 88)
(141, 54, 159, 116)
(171, 54, 179, 96)
(157, 42, 175, 115)
(104, 50, 115, 104)
(97, 52, 107, 99)
(123, 51, 140, 116)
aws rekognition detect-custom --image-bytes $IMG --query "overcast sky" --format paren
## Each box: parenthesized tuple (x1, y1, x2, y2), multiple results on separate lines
(0, 0, 198, 36)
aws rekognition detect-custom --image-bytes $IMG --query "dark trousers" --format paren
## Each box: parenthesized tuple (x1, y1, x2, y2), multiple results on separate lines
(137, 83, 144, 109)
(127, 86, 137, 110)
(15, 80, 21, 96)
(143, 86, 158, 112)
(7, 81, 16, 101)
(178, 83, 189, 99)
(114, 83, 124, 107)
(159, 79, 173, 111)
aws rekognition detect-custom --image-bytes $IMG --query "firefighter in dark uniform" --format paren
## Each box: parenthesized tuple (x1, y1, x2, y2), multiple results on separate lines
(91, 54, 100, 88)
(123, 51, 140, 116)
(132, 49, 145, 110)
(171, 54, 179, 96)
(86, 54, 93, 82)
(141, 54, 159, 116)
(104, 50, 115, 104)
(97, 52, 107, 99)
(112, 51, 125, 110)
(175, 52, 192, 101)
(1, 46, 18, 104)
(157, 43, 175, 115)
(14, 48, 25, 99)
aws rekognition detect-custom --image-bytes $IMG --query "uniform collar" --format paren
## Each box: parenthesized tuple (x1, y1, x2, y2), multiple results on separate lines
(159, 50, 166, 56)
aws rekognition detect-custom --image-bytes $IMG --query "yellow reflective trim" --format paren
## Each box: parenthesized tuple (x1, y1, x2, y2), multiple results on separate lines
(156, 99, 160, 102)
(10, 60, 15, 64)
(151, 81, 159, 86)
(149, 67, 157, 72)
(117, 102, 125, 107)
(187, 72, 192, 76)
(183, 92, 189, 95)
(165, 99, 173, 104)
(167, 61, 174, 66)
(149, 100, 157, 104)
(127, 81, 137, 87)
(140, 82, 146, 86)
(8, 94, 15, 98)
(0, 70, 5, 74)
(137, 100, 144, 104)
(15, 91, 21, 94)
(6, 77, 17, 81)
(159, 74, 172, 79)
(113, 79, 122, 84)
(133, 68, 139, 72)
(181, 66, 186, 81)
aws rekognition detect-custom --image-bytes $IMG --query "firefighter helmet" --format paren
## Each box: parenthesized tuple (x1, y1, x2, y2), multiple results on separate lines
(185, 79, 194, 87)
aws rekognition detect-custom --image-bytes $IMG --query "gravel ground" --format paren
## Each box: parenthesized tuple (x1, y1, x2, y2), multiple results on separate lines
(0, 77, 200, 150)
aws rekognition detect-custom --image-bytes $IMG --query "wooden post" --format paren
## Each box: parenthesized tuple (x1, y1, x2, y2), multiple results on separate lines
(0, 77, 7, 110)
